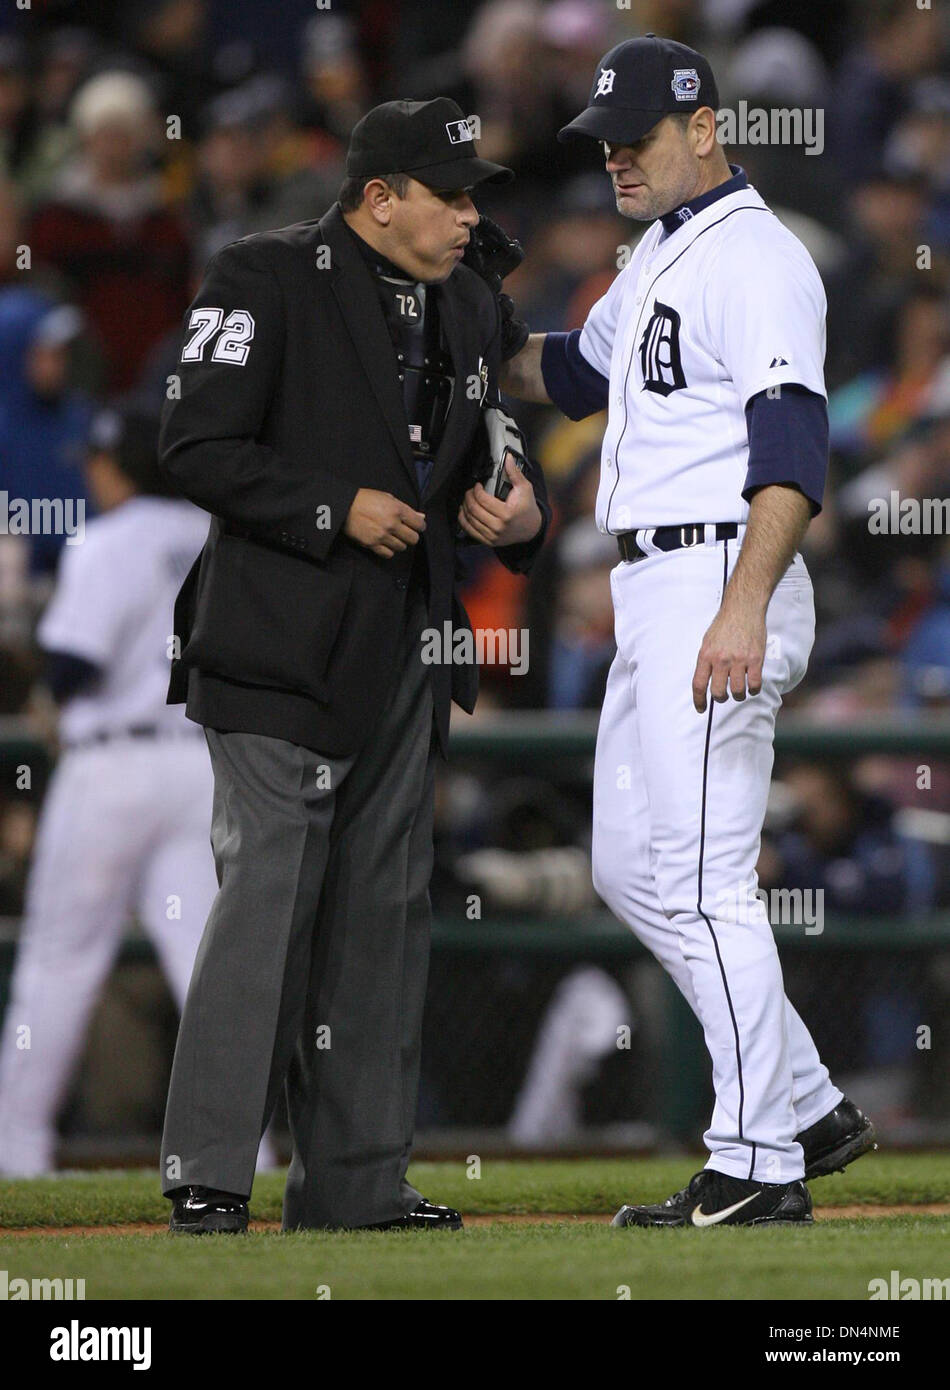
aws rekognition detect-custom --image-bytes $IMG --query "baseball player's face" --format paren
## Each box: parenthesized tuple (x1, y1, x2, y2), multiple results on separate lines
(603, 115, 705, 222)
(386, 179, 480, 283)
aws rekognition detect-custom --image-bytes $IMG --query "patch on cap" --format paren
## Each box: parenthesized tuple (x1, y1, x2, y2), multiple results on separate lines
(445, 118, 475, 144)
(671, 68, 701, 101)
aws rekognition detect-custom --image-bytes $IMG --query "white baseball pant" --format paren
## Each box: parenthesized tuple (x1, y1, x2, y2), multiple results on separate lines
(592, 537, 842, 1183)
(0, 737, 218, 1175)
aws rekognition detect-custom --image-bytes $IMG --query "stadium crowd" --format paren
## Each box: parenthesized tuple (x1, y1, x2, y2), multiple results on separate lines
(1, 0, 949, 951)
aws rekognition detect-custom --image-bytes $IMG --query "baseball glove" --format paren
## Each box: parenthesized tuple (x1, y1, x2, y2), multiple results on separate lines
(462, 215, 530, 361)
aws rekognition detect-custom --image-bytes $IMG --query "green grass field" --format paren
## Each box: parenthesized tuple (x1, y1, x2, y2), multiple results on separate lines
(1, 1154, 947, 1300)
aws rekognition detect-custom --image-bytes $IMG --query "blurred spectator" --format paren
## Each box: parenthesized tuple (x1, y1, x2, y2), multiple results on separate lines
(759, 763, 934, 914)
(188, 73, 340, 270)
(513, 171, 631, 332)
(298, 13, 369, 153)
(206, 0, 322, 80)
(885, 77, 950, 255)
(829, 286, 950, 465)
(902, 552, 950, 710)
(0, 288, 94, 575)
(402, 0, 609, 214)
(719, 26, 843, 234)
(0, 175, 22, 286)
(14, 28, 97, 209)
(825, 170, 931, 389)
(0, 35, 31, 192)
(544, 518, 615, 710)
(27, 69, 190, 392)
(121, 0, 214, 143)
(829, 0, 944, 187)
(0, 793, 36, 916)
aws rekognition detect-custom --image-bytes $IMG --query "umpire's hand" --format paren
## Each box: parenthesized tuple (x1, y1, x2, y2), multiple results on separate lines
(458, 458, 542, 547)
(344, 489, 426, 558)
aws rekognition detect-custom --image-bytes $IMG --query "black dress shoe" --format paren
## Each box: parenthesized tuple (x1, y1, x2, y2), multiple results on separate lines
(362, 1198, 463, 1231)
(168, 1185, 249, 1234)
(797, 1097, 877, 1180)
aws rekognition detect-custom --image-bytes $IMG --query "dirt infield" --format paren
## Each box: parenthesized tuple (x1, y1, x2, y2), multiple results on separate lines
(1, 1204, 947, 1238)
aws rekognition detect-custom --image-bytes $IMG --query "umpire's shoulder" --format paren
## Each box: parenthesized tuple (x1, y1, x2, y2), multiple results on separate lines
(207, 219, 325, 276)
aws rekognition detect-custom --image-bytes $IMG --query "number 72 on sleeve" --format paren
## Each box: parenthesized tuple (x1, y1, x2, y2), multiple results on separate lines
(181, 307, 256, 365)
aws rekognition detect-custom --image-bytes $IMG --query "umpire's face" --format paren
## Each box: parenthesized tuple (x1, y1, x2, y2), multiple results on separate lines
(367, 176, 479, 283)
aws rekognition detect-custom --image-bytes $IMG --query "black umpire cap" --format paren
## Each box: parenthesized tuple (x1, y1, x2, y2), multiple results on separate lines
(558, 34, 719, 147)
(346, 98, 513, 188)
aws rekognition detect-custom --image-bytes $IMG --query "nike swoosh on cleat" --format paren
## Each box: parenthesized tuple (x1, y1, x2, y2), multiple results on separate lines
(690, 1193, 761, 1227)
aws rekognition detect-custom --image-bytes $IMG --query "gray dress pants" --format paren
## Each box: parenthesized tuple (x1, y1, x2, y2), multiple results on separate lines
(160, 586, 436, 1228)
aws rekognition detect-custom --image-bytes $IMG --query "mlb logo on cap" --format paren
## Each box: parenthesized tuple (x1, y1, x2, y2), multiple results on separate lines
(671, 68, 700, 101)
(445, 117, 475, 145)
(346, 98, 511, 186)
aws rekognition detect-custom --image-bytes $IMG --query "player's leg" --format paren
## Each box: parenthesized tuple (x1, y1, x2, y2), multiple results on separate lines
(138, 741, 281, 1172)
(159, 730, 349, 1200)
(592, 646, 698, 988)
(623, 544, 829, 1183)
(134, 742, 218, 1009)
(594, 599, 806, 1223)
(282, 589, 437, 1230)
(592, 598, 840, 1138)
(0, 751, 139, 1174)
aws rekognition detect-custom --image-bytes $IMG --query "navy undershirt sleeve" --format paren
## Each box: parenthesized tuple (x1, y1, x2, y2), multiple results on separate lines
(743, 385, 828, 516)
(540, 330, 610, 421)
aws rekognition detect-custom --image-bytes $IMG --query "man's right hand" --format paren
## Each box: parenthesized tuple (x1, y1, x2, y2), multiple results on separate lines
(343, 488, 426, 558)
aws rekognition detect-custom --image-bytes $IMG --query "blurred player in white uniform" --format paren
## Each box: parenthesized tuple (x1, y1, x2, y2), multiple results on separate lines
(0, 407, 275, 1175)
(502, 36, 876, 1227)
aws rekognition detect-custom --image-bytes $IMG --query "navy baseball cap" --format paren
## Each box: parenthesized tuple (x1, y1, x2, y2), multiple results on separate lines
(558, 34, 719, 146)
(347, 98, 513, 188)
(89, 403, 178, 496)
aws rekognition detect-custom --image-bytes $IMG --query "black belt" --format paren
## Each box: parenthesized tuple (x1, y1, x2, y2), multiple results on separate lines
(65, 725, 204, 752)
(616, 522, 740, 564)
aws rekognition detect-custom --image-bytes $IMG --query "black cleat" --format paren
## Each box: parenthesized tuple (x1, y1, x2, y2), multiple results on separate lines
(612, 1169, 813, 1229)
(362, 1198, 463, 1231)
(168, 1185, 249, 1234)
(798, 1098, 877, 1180)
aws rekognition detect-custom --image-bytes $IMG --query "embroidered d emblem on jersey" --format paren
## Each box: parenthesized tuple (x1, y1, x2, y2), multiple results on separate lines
(638, 300, 687, 396)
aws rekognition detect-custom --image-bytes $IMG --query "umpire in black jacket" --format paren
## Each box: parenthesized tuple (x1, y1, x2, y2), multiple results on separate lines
(158, 99, 549, 1232)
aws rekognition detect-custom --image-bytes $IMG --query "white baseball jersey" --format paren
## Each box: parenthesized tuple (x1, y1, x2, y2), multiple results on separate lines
(38, 497, 210, 743)
(577, 183, 827, 533)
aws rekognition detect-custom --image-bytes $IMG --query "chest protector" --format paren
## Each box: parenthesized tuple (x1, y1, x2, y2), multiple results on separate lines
(376, 274, 455, 457)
